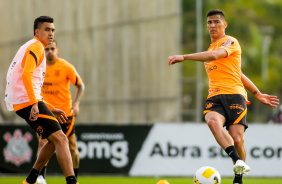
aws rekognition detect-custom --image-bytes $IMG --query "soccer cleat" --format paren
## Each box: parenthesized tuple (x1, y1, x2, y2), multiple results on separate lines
(233, 160, 251, 175)
(21, 180, 37, 184)
(36, 175, 47, 184)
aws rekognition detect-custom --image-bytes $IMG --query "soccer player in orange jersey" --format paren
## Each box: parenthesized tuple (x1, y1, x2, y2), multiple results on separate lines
(36, 40, 85, 184)
(5, 16, 78, 184)
(168, 9, 279, 184)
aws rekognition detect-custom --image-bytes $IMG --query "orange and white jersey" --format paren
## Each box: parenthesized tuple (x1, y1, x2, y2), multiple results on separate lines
(205, 35, 247, 100)
(5, 37, 46, 111)
(41, 58, 82, 117)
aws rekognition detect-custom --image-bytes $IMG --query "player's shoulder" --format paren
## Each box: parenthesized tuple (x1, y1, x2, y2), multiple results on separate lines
(219, 35, 240, 48)
(57, 58, 76, 70)
(27, 40, 44, 53)
(226, 35, 239, 41)
(57, 58, 73, 66)
(223, 35, 239, 44)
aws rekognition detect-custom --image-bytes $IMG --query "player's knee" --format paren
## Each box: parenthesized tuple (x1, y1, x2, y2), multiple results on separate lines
(72, 148, 79, 157)
(70, 146, 79, 158)
(207, 119, 221, 132)
(69, 143, 77, 153)
(233, 135, 244, 147)
(50, 131, 69, 145)
(59, 133, 69, 145)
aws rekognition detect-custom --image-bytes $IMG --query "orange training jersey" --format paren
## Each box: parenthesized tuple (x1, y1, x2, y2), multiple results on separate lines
(5, 37, 46, 111)
(41, 58, 82, 117)
(205, 35, 247, 99)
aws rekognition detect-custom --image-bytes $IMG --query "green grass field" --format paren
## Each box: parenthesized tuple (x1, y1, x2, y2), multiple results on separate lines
(1, 176, 282, 184)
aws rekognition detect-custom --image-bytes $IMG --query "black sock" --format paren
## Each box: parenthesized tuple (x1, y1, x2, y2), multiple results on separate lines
(233, 174, 243, 184)
(225, 145, 242, 163)
(26, 168, 40, 183)
(40, 166, 47, 178)
(74, 168, 79, 178)
(66, 175, 77, 184)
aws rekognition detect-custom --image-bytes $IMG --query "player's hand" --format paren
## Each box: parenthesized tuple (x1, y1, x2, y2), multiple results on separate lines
(29, 103, 39, 121)
(256, 93, 279, 107)
(52, 108, 68, 124)
(168, 55, 185, 65)
(72, 102, 80, 117)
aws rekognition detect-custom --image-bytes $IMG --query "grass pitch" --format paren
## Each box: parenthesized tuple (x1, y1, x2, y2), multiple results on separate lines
(1, 176, 281, 184)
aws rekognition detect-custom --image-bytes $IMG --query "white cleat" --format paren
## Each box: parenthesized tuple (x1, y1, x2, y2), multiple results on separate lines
(233, 160, 251, 175)
(36, 175, 47, 184)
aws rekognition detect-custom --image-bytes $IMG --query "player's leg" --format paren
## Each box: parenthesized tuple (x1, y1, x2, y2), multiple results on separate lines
(16, 103, 59, 184)
(18, 101, 78, 184)
(33, 138, 55, 172)
(60, 116, 79, 179)
(229, 124, 246, 161)
(34, 130, 77, 184)
(223, 94, 250, 179)
(229, 124, 247, 184)
(36, 134, 48, 184)
(31, 130, 77, 184)
(45, 130, 74, 176)
(205, 111, 245, 174)
(66, 117, 79, 178)
(68, 133, 80, 178)
(21, 134, 56, 184)
(205, 111, 234, 149)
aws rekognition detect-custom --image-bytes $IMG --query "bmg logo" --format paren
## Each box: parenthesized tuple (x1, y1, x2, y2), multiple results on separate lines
(77, 132, 129, 168)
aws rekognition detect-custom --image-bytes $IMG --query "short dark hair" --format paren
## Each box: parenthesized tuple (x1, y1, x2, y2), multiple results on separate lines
(33, 16, 54, 36)
(207, 9, 225, 20)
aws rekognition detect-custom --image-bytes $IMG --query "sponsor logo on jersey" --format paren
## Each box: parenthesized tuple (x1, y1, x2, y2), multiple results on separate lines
(230, 104, 244, 111)
(205, 103, 213, 109)
(37, 126, 43, 134)
(205, 64, 217, 73)
(221, 39, 234, 47)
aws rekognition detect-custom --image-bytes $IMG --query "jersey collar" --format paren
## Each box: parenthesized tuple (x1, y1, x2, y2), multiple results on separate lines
(33, 36, 46, 48)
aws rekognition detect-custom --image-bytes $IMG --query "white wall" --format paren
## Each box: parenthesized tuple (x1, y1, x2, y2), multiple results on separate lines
(0, 0, 181, 124)
(130, 123, 282, 177)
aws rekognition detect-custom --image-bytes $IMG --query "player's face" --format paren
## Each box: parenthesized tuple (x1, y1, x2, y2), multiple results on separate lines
(207, 15, 227, 40)
(35, 22, 55, 46)
(45, 42, 58, 61)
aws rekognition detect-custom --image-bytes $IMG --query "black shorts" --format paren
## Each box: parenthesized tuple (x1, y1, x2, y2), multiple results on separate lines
(203, 94, 248, 130)
(16, 101, 61, 139)
(60, 115, 75, 137)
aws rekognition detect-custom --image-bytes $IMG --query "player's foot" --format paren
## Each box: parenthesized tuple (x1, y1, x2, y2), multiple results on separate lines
(36, 175, 47, 184)
(233, 160, 251, 175)
(21, 180, 37, 184)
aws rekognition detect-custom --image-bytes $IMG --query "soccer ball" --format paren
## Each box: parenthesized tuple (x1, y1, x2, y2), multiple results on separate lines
(156, 180, 170, 184)
(193, 166, 221, 184)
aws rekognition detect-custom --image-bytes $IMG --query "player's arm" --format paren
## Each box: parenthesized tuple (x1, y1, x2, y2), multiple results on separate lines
(72, 79, 85, 117)
(168, 48, 228, 65)
(22, 51, 38, 105)
(52, 108, 68, 124)
(22, 49, 41, 121)
(241, 72, 279, 107)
